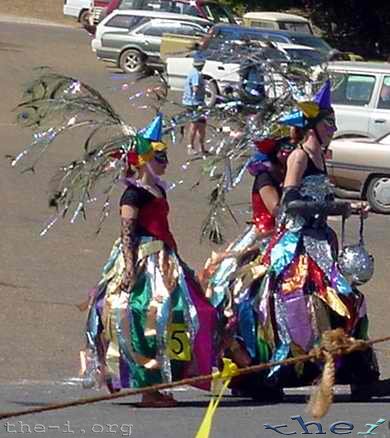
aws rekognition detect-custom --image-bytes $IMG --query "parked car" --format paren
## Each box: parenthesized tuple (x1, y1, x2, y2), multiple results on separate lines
(328, 62, 390, 139)
(92, 10, 210, 73)
(202, 24, 332, 60)
(63, 0, 92, 26)
(166, 41, 321, 106)
(326, 133, 390, 213)
(242, 11, 314, 34)
(89, 0, 236, 32)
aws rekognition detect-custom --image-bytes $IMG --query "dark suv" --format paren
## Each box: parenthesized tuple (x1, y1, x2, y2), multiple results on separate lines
(204, 24, 333, 60)
(93, 10, 210, 73)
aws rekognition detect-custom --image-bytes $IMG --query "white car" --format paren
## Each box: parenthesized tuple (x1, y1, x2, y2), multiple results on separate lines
(166, 43, 321, 105)
(328, 61, 390, 139)
(63, 0, 91, 25)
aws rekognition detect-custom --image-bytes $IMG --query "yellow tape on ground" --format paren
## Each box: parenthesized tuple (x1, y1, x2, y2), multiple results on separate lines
(195, 358, 239, 438)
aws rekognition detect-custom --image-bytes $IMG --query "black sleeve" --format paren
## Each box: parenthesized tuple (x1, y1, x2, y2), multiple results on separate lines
(120, 186, 147, 208)
(252, 172, 275, 193)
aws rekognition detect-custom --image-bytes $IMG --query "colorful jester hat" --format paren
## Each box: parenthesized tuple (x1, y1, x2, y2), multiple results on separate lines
(278, 79, 333, 129)
(127, 112, 167, 167)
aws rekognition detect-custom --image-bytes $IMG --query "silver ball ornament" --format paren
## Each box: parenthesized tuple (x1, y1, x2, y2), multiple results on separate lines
(338, 244, 374, 285)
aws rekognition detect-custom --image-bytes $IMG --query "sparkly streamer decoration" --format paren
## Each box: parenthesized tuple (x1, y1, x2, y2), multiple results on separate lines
(11, 38, 330, 243)
(158, 37, 328, 243)
(11, 67, 170, 234)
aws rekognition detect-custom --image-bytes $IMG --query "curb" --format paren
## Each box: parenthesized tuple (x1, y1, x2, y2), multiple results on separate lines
(0, 14, 77, 28)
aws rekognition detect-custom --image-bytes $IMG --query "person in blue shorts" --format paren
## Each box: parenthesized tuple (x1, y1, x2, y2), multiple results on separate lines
(182, 56, 208, 155)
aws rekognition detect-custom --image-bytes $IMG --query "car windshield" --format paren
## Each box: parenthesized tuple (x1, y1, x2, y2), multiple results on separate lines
(119, 0, 182, 12)
(203, 3, 236, 24)
(118, 0, 140, 8)
(207, 29, 267, 49)
(279, 21, 311, 34)
(285, 48, 322, 66)
(289, 34, 331, 52)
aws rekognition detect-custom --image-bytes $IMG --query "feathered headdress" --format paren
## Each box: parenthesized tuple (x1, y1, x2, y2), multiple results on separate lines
(10, 69, 167, 235)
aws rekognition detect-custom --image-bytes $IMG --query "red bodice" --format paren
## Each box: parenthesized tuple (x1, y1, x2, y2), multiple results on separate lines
(251, 192, 275, 233)
(137, 197, 177, 251)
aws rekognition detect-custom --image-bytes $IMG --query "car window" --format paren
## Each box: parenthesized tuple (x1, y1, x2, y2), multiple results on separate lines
(285, 48, 322, 66)
(202, 3, 236, 23)
(209, 29, 267, 46)
(289, 34, 331, 51)
(142, 21, 192, 36)
(280, 22, 311, 34)
(139, 0, 182, 12)
(118, 0, 140, 9)
(106, 14, 145, 29)
(251, 21, 275, 29)
(179, 23, 207, 36)
(332, 72, 376, 106)
(377, 76, 390, 109)
(181, 4, 200, 16)
(261, 47, 289, 61)
(264, 34, 288, 43)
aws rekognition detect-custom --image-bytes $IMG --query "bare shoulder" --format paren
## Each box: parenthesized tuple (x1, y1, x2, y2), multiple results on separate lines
(287, 149, 308, 165)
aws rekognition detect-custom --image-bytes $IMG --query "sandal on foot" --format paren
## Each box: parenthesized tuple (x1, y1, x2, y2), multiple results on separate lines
(135, 398, 178, 408)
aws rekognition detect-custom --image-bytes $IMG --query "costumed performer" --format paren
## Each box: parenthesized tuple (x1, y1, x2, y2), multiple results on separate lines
(82, 114, 217, 407)
(199, 133, 301, 401)
(233, 80, 380, 394)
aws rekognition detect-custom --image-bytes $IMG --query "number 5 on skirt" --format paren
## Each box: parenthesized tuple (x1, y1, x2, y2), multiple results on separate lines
(167, 323, 192, 361)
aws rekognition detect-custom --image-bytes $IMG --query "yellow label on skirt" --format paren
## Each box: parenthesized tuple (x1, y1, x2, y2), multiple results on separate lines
(167, 323, 191, 361)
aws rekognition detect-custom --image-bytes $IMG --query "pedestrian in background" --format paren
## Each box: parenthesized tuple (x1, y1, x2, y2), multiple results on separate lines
(182, 56, 208, 155)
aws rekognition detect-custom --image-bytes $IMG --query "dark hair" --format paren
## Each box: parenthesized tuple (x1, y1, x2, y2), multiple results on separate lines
(269, 138, 296, 164)
(305, 107, 335, 129)
(289, 126, 304, 144)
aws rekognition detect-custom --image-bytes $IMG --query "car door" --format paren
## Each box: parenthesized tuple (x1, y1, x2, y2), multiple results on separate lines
(330, 70, 377, 138)
(99, 15, 146, 59)
(368, 74, 390, 138)
(135, 21, 166, 57)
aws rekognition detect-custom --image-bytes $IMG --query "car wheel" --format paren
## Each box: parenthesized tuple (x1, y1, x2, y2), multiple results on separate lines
(78, 10, 90, 27)
(204, 79, 218, 107)
(366, 176, 390, 214)
(119, 49, 146, 74)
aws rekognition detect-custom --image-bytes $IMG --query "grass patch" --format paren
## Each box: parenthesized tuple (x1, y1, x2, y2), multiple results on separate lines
(0, 0, 77, 25)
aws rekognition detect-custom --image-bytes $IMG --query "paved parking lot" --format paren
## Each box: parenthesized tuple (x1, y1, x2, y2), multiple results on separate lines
(0, 20, 390, 437)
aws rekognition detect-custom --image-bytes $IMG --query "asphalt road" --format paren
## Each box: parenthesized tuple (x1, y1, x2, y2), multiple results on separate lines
(0, 21, 390, 437)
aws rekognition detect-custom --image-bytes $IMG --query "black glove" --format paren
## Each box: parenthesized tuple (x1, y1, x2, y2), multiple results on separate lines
(280, 186, 301, 207)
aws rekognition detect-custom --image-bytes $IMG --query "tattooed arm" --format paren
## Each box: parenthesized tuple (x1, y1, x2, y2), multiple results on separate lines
(120, 205, 139, 293)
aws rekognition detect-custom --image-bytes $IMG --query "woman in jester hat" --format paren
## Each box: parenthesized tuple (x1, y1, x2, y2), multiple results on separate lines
(198, 131, 301, 401)
(83, 114, 217, 407)
(10, 71, 217, 407)
(230, 79, 380, 394)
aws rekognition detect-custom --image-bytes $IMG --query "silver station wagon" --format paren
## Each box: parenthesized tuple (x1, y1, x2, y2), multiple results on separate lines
(328, 61, 390, 139)
(92, 9, 210, 73)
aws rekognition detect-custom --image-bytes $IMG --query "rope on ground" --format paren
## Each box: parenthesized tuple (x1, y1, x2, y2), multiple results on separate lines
(0, 330, 389, 421)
